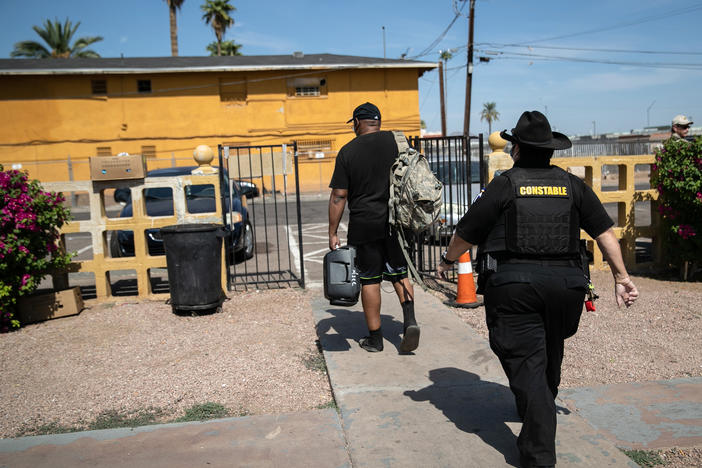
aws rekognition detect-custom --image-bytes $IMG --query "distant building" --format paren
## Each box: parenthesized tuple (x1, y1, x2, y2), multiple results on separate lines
(0, 54, 436, 187)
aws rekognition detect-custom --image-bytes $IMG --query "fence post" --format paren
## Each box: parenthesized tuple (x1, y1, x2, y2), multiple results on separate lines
(293, 142, 305, 289)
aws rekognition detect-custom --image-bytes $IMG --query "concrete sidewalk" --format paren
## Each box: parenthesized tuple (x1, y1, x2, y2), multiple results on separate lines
(0, 409, 351, 468)
(312, 286, 638, 467)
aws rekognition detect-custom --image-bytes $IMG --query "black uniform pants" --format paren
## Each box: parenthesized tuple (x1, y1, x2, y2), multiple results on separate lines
(484, 264, 586, 467)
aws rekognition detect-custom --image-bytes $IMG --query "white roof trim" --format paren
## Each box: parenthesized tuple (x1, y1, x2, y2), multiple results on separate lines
(0, 62, 438, 76)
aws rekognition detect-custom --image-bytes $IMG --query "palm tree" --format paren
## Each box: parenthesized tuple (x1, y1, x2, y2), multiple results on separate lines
(480, 102, 500, 134)
(206, 40, 242, 56)
(11, 18, 103, 58)
(164, 0, 185, 57)
(201, 0, 236, 57)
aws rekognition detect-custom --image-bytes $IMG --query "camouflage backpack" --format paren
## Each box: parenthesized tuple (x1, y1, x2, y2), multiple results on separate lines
(388, 131, 443, 233)
(388, 131, 443, 287)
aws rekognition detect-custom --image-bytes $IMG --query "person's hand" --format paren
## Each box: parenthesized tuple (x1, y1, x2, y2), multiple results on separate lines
(614, 277, 638, 308)
(329, 234, 340, 251)
(436, 261, 452, 280)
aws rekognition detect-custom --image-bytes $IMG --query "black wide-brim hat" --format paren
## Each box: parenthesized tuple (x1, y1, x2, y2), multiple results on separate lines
(500, 110, 572, 150)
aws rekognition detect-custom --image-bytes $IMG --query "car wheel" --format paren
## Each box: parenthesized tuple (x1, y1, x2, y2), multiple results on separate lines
(235, 220, 255, 262)
(109, 231, 122, 258)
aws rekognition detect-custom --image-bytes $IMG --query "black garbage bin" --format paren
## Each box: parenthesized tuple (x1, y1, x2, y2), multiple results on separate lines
(160, 223, 226, 313)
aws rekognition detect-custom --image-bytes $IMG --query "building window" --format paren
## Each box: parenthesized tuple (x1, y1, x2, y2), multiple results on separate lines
(297, 139, 333, 159)
(287, 77, 327, 98)
(137, 80, 152, 93)
(91, 79, 107, 95)
(219, 77, 246, 102)
(96, 146, 112, 156)
(295, 86, 320, 97)
(141, 145, 156, 159)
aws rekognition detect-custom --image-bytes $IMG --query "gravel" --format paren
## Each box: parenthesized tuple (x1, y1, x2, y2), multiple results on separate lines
(0, 288, 331, 439)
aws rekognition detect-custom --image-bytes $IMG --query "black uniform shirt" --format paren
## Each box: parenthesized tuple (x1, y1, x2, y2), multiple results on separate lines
(455, 165, 613, 245)
(329, 130, 399, 244)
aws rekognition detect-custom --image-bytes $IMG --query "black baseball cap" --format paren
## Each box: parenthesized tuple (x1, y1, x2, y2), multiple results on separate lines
(346, 102, 381, 123)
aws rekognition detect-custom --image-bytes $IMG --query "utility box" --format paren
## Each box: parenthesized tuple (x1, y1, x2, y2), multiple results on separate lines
(17, 287, 84, 324)
(90, 155, 145, 181)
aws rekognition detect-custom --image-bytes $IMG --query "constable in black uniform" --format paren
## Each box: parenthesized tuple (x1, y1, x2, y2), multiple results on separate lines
(437, 111, 639, 468)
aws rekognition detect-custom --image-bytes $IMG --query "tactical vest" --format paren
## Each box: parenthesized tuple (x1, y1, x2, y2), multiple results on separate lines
(481, 166, 580, 258)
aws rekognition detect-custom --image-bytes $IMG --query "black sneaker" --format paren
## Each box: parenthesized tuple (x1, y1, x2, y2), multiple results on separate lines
(359, 337, 383, 352)
(400, 324, 420, 353)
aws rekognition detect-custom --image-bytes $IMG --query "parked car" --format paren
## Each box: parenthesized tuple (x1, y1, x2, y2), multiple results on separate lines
(109, 166, 255, 262)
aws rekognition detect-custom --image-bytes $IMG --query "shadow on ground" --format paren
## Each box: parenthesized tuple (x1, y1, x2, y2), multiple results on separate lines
(316, 308, 407, 352)
(404, 367, 521, 467)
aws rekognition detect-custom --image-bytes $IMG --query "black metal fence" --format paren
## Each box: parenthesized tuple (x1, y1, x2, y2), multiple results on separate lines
(218, 143, 305, 291)
(407, 134, 485, 284)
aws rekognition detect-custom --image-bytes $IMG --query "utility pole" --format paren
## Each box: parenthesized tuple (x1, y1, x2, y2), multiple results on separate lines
(382, 26, 386, 59)
(439, 61, 447, 136)
(463, 0, 476, 137)
(646, 99, 656, 127)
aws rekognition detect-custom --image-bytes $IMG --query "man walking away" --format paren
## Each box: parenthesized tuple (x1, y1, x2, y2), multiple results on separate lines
(328, 102, 419, 353)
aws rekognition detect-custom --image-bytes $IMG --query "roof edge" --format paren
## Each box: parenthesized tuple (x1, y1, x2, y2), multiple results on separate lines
(0, 62, 438, 76)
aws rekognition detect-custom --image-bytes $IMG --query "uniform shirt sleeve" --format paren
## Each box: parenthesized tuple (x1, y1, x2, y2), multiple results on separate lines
(455, 175, 512, 244)
(573, 175, 613, 238)
(329, 150, 348, 189)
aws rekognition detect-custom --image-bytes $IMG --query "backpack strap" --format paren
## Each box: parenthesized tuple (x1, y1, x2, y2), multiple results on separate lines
(392, 130, 411, 154)
(396, 227, 429, 292)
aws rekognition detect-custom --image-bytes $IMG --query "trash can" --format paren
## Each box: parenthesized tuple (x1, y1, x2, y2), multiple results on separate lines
(160, 223, 226, 314)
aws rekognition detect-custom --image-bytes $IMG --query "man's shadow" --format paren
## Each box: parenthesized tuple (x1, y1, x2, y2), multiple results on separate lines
(404, 367, 521, 467)
(316, 307, 405, 352)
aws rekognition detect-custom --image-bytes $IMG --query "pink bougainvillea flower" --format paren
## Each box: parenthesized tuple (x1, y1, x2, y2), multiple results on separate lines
(21, 274, 31, 286)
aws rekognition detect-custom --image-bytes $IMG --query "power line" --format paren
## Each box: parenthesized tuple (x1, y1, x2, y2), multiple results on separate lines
(475, 50, 702, 70)
(522, 3, 702, 44)
(408, 0, 467, 59)
(476, 42, 702, 56)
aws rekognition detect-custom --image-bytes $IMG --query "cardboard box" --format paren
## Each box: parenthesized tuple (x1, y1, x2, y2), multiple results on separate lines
(17, 287, 84, 324)
(90, 155, 145, 181)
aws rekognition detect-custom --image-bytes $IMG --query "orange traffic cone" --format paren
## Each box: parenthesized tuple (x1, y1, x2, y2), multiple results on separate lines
(445, 252, 483, 309)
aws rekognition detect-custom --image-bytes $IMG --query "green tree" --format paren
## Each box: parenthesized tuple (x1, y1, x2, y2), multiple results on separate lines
(201, 0, 236, 57)
(480, 102, 500, 134)
(11, 18, 103, 58)
(206, 40, 242, 56)
(164, 0, 185, 57)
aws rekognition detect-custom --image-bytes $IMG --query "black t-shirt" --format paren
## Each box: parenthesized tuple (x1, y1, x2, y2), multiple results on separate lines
(329, 130, 399, 244)
(455, 166, 613, 245)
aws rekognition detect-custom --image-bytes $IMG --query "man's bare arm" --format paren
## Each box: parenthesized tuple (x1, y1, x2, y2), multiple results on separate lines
(328, 188, 348, 250)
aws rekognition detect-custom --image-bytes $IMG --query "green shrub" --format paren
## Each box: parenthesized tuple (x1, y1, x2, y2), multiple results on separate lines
(650, 138, 702, 273)
(0, 165, 72, 331)
(175, 402, 231, 422)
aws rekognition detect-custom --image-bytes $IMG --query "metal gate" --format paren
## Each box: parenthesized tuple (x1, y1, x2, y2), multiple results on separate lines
(218, 143, 305, 291)
(407, 134, 485, 283)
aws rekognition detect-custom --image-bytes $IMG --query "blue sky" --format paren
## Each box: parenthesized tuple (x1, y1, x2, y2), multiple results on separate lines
(1, 0, 701, 137)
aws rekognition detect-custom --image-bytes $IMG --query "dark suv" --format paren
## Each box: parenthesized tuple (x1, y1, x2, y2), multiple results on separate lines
(109, 166, 255, 262)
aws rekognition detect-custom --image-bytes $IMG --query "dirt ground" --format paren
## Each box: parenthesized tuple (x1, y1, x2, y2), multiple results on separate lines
(0, 288, 331, 439)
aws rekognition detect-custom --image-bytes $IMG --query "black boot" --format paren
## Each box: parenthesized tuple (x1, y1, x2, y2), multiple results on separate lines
(400, 301, 420, 352)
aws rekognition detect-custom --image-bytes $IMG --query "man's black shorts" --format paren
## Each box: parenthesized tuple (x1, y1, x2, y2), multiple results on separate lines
(353, 235, 408, 285)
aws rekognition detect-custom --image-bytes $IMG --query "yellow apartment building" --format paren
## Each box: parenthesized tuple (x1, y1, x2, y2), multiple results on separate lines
(0, 54, 436, 191)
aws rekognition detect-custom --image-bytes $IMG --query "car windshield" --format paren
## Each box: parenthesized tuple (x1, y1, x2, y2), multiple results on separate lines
(430, 161, 469, 185)
(186, 184, 215, 199)
(144, 187, 173, 200)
